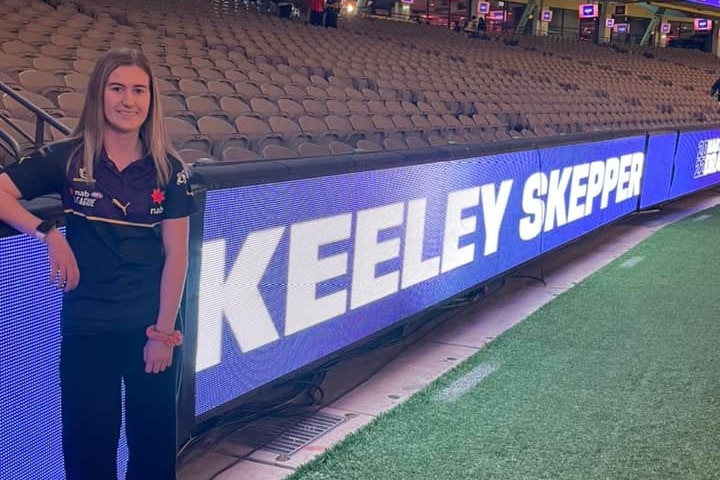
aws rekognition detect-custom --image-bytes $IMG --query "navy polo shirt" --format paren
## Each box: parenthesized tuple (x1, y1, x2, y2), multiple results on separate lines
(4, 138, 196, 335)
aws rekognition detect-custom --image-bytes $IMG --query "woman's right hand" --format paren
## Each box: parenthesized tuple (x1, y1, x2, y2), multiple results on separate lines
(46, 230, 79, 292)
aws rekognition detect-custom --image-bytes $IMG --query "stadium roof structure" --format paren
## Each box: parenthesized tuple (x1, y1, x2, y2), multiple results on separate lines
(645, 0, 720, 17)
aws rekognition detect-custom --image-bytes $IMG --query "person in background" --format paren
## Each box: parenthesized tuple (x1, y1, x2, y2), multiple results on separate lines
(324, 0, 340, 28)
(465, 15, 480, 37)
(308, 0, 324, 25)
(0, 47, 195, 480)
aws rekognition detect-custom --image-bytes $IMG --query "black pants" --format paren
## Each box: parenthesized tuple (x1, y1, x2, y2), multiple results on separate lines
(60, 331, 178, 480)
(309, 10, 323, 25)
(324, 10, 338, 28)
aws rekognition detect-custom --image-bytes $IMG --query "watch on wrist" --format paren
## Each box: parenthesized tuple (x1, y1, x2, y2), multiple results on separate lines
(34, 220, 56, 242)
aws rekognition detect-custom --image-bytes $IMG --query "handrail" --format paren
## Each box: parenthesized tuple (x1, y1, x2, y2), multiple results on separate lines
(0, 81, 72, 154)
(0, 128, 21, 160)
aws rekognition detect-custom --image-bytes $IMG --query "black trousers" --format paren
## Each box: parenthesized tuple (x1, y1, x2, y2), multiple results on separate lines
(309, 10, 323, 25)
(60, 331, 179, 480)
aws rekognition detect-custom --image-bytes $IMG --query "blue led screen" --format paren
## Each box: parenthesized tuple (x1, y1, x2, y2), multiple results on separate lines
(537, 136, 646, 251)
(685, 0, 720, 10)
(0, 230, 128, 480)
(669, 129, 720, 200)
(0, 233, 64, 480)
(194, 136, 648, 416)
(639, 132, 676, 209)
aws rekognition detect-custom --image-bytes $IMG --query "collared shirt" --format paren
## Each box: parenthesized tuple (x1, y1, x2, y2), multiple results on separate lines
(4, 138, 196, 334)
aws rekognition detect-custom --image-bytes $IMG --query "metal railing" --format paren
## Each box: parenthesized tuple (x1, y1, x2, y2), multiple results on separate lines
(0, 81, 71, 162)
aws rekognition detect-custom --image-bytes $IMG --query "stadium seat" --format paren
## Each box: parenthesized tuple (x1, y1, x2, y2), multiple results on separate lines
(221, 146, 260, 162)
(197, 115, 250, 155)
(261, 144, 297, 159)
(164, 117, 212, 152)
(297, 142, 330, 157)
(234, 116, 283, 151)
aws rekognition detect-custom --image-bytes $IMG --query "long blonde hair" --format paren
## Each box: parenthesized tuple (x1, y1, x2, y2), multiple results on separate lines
(68, 48, 179, 186)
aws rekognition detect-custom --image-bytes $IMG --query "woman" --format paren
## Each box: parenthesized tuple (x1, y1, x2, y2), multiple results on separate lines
(0, 48, 195, 479)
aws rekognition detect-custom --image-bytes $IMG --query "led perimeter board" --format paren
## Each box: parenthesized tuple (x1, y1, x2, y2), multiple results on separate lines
(193, 136, 647, 417)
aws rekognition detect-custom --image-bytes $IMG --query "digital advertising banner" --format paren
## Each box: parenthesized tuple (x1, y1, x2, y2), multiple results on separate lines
(194, 136, 647, 417)
(669, 128, 720, 200)
(639, 132, 676, 209)
(536, 136, 646, 251)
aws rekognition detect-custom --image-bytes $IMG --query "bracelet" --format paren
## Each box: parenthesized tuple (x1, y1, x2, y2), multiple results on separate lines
(146, 325, 183, 348)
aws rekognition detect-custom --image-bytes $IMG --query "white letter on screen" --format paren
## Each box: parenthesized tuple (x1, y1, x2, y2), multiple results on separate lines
(481, 180, 513, 256)
(519, 172, 547, 241)
(629, 152, 644, 198)
(616, 154, 633, 202)
(351, 202, 405, 310)
(401, 198, 440, 289)
(197, 228, 284, 371)
(567, 163, 589, 223)
(442, 187, 480, 273)
(544, 167, 572, 232)
(585, 161, 605, 216)
(601, 157, 620, 209)
(285, 213, 352, 335)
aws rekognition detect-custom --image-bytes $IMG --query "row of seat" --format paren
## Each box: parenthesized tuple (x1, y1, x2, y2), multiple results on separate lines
(1, 0, 719, 167)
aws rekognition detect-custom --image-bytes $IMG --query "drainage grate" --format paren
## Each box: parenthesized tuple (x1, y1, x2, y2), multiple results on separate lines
(264, 411, 345, 456)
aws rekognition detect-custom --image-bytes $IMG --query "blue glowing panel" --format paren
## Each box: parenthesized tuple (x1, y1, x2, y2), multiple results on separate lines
(0, 233, 64, 480)
(194, 137, 648, 416)
(687, 0, 720, 8)
(0, 231, 129, 480)
(639, 132, 676, 208)
(578, 3, 598, 18)
(694, 18, 712, 31)
(686, 0, 720, 9)
(669, 129, 720, 200)
(537, 136, 646, 252)
(195, 151, 542, 416)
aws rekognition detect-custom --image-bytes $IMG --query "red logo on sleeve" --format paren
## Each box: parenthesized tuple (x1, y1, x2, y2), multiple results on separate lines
(151, 188, 165, 205)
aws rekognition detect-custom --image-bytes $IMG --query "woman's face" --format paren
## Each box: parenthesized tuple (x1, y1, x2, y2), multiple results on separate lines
(103, 65, 151, 135)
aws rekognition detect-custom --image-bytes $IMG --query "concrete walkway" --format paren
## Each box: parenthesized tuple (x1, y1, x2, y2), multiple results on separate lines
(178, 190, 720, 480)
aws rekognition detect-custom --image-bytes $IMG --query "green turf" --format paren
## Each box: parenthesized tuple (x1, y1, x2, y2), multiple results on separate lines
(287, 207, 720, 480)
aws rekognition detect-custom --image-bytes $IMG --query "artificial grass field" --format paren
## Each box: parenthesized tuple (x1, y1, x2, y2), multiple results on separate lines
(287, 206, 720, 480)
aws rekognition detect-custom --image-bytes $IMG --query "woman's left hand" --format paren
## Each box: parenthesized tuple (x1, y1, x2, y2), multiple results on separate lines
(143, 339, 173, 374)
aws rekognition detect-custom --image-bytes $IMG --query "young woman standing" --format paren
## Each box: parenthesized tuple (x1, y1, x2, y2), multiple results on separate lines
(0, 48, 195, 479)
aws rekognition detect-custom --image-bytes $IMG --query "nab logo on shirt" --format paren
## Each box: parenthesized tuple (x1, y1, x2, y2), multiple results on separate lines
(150, 188, 165, 215)
(71, 188, 99, 208)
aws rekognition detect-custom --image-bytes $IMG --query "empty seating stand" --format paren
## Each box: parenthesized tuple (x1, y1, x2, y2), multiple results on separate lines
(0, 0, 718, 167)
